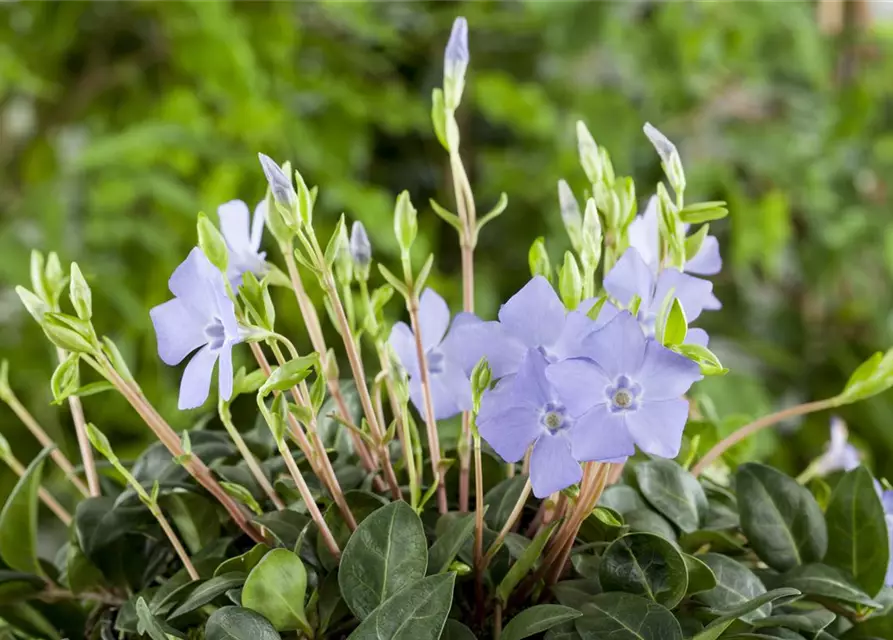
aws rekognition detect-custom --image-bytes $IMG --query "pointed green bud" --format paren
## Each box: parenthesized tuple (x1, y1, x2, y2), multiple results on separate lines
(333, 215, 354, 287)
(16, 286, 48, 323)
(576, 121, 602, 184)
(350, 221, 372, 282)
(51, 352, 80, 405)
(42, 312, 96, 353)
(293, 168, 314, 227)
(657, 183, 685, 269)
(197, 212, 229, 274)
(30, 250, 48, 302)
(394, 191, 418, 255)
(86, 422, 115, 462)
(580, 198, 603, 274)
(323, 348, 339, 381)
(431, 88, 449, 152)
(471, 357, 491, 412)
(559, 251, 582, 310)
(598, 147, 615, 186)
(615, 177, 637, 230)
(69, 263, 92, 320)
(557, 180, 583, 253)
(528, 237, 552, 281)
(44, 252, 67, 307)
(443, 17, 469, 111)
(644, 122, 685, 195)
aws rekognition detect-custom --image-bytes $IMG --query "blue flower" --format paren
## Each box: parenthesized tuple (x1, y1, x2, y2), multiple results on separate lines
(477, 349, 635, 498)
(388, 288, 472, 420)
(217, 199, 267, 287)
(814, 416, 861, 476)
(547, 310, 702, 460)
(879, 487, 893, 586)
(150, 248, 242, 410)
(604, 247, 717, 346)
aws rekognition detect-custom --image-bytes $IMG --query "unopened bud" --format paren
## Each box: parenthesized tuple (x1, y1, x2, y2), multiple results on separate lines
(16, 286, 48, 323)
(258, 153, 297, 214)
(576, 121, 601, 184)
(580, 199, 602, 273)
(443, 17, 469, 110)
(557, 180, 582, 253)
(559, 252, 582, 310)
(471, 357, 492, 410)
(643, 122, 685, 194)
(394, 191, 418, 255)
(528, 237, 552, 281)
(42, 312, 96, 353)
(350, 221, 372, 281)
(333, 217, 354, 287)
(69, 263, 92, 321)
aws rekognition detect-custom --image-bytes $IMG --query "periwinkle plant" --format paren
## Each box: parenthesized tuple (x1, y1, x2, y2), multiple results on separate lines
(7, 17, 893, 640)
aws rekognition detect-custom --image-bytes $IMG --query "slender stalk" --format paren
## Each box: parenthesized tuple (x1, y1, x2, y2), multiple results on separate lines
(691, 398, 837, 477)
(153, 507, 199, 581)
(86, 356, 263, 543)
(473, 431, 485, 620)
(3, 454, 72, 525)
(407, 294, 448, 513)
(607, 461, 625, 485)
(55, 348, 101, 497)
(219, 401, 285, 511)
(3, 391, 89, 497)
(483, 478, 531, 565)
(374, 345, 418, 504)
(494, 602, 503, 640)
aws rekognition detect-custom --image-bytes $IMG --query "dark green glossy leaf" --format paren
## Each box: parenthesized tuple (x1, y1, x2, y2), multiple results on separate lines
(317, 571, 348, 635)
(695, 553, 772, 623)
(162, 493, 221, 554)
(575, 592, 682, 640)
(679, 530, 745, 554)
(0, 602, 62, 640)
(635, 459, 707, 533)
(551, 579, 602, 610)
(842, 611, 893, 638)
(339, 501, 428, 620)
(502, 605, 582, 640)
(545, 622, 583, 639)
(347, 573, 455, 640)
(692, 588, 802, 640)
(751, 609, 835, 633)
(441, 619, 477, 640)
(0, 571, 45, 602)
(780, 564, 880, 608)
(318, 491, 386, 571)
(599, 485, 649, 515)
(624, 509, 677, 542)
(136, 597, 185, 640)
(205, 606, 281, 640)
(824, 466, 888, 597)
(0, 448, 52, 576)
(428, 512, 475, 575)
(241, 549, 309, 632)
(599, 532, 688, 608)
(254, 510, 310, 549)
(736, 463, 827, 572)
(169, 573, 247, 619)
(214, 544, 270, 577)
(485, 475, 529, 530)
(684, 553, 717, 595)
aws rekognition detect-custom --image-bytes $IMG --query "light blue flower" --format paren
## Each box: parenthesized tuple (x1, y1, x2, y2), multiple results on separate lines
(217, 199, 267, 287)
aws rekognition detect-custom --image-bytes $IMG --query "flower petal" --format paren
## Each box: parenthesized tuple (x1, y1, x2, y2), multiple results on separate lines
(549, 310, 599, 363)
(150, 298, 207, 366)
(251, 200, 267, 251)
(565, 403, 636, 462)
(685, 328, 709, 347)
(418, 288, 451, 352)
(625, 398, 690, 459)
(604, 248, 656, 309)
(529, 434, 582, 498)
(511, 348, 555, 408)
(546, 358, 611, 418)
(637, 340, 702, 402)
(217, 343, 234, 402)
(497, 276, 566, 349)
(178, 345, 219, 410)
(627, 197, 660, 273)
(218, 200, 252, 254)
(477, 405, 541, 464)
(580, 311, 647, 381)
(388, 322, 419, 378)
(168, 248, 219, 319)
(441, 312, 526, 378)
(409, 359, 472, 421)
(652, 269, 715, 322)
(686, 235, 721, 276)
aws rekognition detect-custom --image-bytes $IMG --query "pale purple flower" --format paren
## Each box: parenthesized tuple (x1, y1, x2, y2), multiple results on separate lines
(257, 153, 296, 211)
(548, 311, 702, 460)
(440, 276, 615, 381)
(217, 199, 267, 286)
(444, 17, 469, 75)
(813, 417, 861, 476)
(388, 288, 472, 420)
(150, 248, 242, 410)
(628, 196, 722, 277)
(880, 487, 893, 586)
(604, 247, 717, 345)
(477, 349, 636, 498)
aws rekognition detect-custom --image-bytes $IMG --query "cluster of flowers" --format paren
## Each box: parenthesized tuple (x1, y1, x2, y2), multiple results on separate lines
(390, 196, 723, 498)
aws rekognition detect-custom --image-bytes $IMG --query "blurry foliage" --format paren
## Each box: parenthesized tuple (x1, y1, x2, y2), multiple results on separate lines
(3, 1, 893, 504)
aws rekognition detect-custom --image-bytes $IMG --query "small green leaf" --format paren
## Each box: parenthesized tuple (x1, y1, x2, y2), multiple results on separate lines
(198, 212, 229, 273)
(839, 348, 893, 404)
(780, 563, 880, 608)
(205, 606, 281, 640)
(694, 553, 774, 623)
(675, 343, 728, 375)
(679, 201, 729, 224)
(260, 355, 318, 395)
(241, 549, 310, 632)
(254, 511, 310, 549)
(475, 192, 509, 240)
(431, 88, 449, 151)
(599, 532, 688, 608)
(68, 262, 92, 320)
(575, 592, 682, 640)
(685, 224, 710, 262)
(635, 459, 707, 533)
(502, 605, 582, 640)
(136, 597, 184, 640)
(221, 482, 263, 515)
(377, 264, 410, 299)
(339, 501, 428, 620)
(0, 448, 53, 576)
(662, 298, 687, 347)
(529, 237, 552, 281)
(498, 520, 560, 604)
(50, 352, 80, 404)
(215, 544, 270, 578)
(751, 609, 835, 633)
(428, 513, 475, 575)
(441, 620, 476, 640)
(347, 573, 455, 640)
(693, 588, 802, 640)
(170, 573, 248, 620)
(41, 312, 95, 353)
(429, 198, 463, 234)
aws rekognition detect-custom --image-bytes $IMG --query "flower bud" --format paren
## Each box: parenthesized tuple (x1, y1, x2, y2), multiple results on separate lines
(30, 250, 48, 302)
(643, 122, 685, 194)
(559, 251, 582, 310)
(471, 357, 491, 411)
(42, 312, 96, 354)
(557, 180, 582, 253)
(443, 17, 469, 110)
(197, 213, 229, 276)
(333, 217, 354, 287)
(69, 263, 92, 321)
(258, 153, 297, 212)
(580, 199, 602, 274)
(394, 191, 418, 255)
(16, 285, 48, 323)
(576, 121, 601, 184)
(350, 221, 372, 281)
(528, 237, 552, 281)
(44, 252, 67, 306)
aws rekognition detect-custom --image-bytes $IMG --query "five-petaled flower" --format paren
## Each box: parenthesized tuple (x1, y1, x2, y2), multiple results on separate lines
(217, 199, 267, 287)
(814, 416, 861, 477)
(150, 248, 242, 410)
(388, 288, 472, 420)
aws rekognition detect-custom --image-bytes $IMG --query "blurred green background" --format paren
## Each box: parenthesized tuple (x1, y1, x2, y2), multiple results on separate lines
(3, 1, 893, 504)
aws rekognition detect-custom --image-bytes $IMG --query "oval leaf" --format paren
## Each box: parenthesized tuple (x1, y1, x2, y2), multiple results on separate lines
(205, 606, 281, 640)
(599, 532, 688, 608)
(502, 605, 582, 640)
(736, 463, 827, 572)
(441, 620, 476, 640)
(241, 549, 309, 632)
(428, 513, 475, 575)
(575, 592, 682, 640)
(780, 563, 880, 608)
(695, 553, 772, 623)
(170, 573, 247, 619)
(684, 553, 718, 596)
(347, 573, 455, 640)
(339, 501, 428, 620)
(635, 459, 707, 533)
(0, 448, 52, 576)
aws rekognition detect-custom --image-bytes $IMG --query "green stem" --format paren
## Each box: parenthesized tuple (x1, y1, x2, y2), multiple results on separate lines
(483, 479, 532, 566)
(218, 401, 285, 510)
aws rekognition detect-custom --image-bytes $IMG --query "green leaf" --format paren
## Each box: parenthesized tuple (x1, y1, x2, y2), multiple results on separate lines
(684, 553, 717, 595)
(575, 592, 682, 640)
(260, 355, 318, 395)
(347, 573, 455, 640)
(215, 544, 270, 578)
(675, 343, 728, 375)
(339, 501, 428, 620)
(428, 512, 475, 575)
(441, 619, 477, 640)
(624, 509, 677, 542)
(205, 607, 281, 640)
(599, 532, 688, 608)
(679, 201, 729, 224)
(431, 89, 449, 151)
(599, 485, 649, 514)
(751, 609, 835, 633)
(695, 553, 773, 623)
(485, 475, 529, 530)
(679, 529, 745, 554)
(843, 612, 893, 638)
(824, 466, 889, 597)
(0, 602, 62, 640)
(551, 579, 602, 610)
(136, 597, 185, 640)
(693, 588, 802, 640)
(0, 571, 46, 602)
(429, 198, 463, 234)
(685, 225, 710, 262)
(662, 298, 687, 347)
(162, 493, 221, 554)
(475, 192, 509, 239)
(50, 352, 79, 404)
(241, 549, 310, 632)
(318, 491, 386, 571)
(0, 447, 52, 576)
(254, 510, 310, 549)
(316, 571, 349, 634)
(780, 563, 880, 608)
(497, 520, 560, 604)
(635, 459, 707, 533)
(839, 348, 893, 404)
(169, 573, 248, 619)
(198, 212, 229, 273)
(502, 605, 582, 640)
(736, 463, 827, 572)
